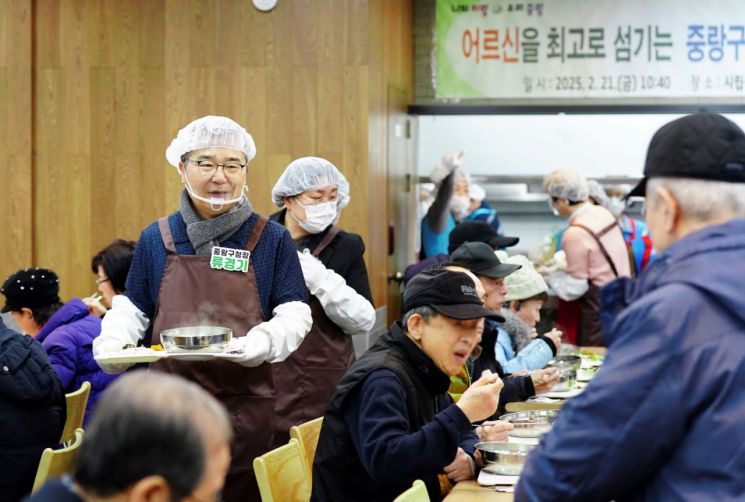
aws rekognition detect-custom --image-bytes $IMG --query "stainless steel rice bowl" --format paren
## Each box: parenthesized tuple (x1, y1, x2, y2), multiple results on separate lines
(499, 410, 558, 438)
(476, 442, 534, 475)
(548, 355, 581, 391)
(160, 326, 233, 353)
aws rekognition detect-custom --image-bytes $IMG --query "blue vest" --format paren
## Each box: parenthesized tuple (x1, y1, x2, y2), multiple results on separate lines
(421, 214, 455, 258)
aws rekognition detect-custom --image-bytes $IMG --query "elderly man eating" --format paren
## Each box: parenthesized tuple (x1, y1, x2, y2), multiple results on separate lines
(312, 269, 504, 501)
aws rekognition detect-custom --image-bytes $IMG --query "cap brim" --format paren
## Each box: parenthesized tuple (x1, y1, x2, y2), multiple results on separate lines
(431, 303, 505, 322)
(476, 263, 522, 279)
(487, 235, 519, 249)
(626, 177, 647, 198)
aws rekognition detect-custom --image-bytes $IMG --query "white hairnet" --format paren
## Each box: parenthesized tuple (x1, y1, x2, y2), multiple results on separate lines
(542, 168, 589, 202)
(587, 180, 611, 208)
(271, 157, 350, 208)
(165, 116, 256, 169)
(469, 183, 486, 201)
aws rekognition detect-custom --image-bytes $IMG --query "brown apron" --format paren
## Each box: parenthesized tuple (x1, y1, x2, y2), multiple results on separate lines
(271, 226, 355, 448)
(150, 216, 272, 502)
(571, 221, 622, 347)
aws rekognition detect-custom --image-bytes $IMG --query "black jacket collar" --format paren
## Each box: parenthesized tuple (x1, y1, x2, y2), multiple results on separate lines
(385, 322, 452, 395)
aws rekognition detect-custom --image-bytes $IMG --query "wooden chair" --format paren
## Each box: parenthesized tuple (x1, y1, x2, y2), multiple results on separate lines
(253, 438, 310, 502)
(32, 428, 84, 494)
(61, 381, 91, 445)
(504, 400, 563, 413)
(394, 479, 430, 502)
(289, 417, 323, 478)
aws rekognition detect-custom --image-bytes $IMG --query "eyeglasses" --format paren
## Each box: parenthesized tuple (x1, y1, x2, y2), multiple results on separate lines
(296, 194, 338, 206)
(95, 277, 110, 286)
(187, 159, 246, 177)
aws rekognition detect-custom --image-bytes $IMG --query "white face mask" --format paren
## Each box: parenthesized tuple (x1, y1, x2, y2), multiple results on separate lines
(450, 195, 471, 219)
(548, 198, 560, 216)
(182, 174, 246, 211)
(292, 199, 337, 234)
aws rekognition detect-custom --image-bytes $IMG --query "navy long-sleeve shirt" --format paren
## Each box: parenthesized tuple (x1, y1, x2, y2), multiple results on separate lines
(343, 369, 479, 485)
(125, 211, 307, 320)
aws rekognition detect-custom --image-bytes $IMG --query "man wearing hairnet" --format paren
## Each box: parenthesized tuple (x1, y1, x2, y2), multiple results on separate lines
(541, 168, 630, 346)
(93, 116, 311, 502)
(269, 157, 375, 447)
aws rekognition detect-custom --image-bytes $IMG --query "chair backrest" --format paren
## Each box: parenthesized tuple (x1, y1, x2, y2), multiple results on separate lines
(504, 401, 563, 412)
(393, 479, 430, 502)
(61, 381, 91, 444)
(253, 438, 310, 502)
(289, 417, 323, 477)
(32, 428, 85, 494)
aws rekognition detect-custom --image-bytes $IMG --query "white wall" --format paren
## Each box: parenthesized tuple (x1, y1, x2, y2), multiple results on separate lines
(417, 113, 745, 178)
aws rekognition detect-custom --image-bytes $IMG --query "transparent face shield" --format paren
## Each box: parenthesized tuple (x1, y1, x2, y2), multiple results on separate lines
(181, 171, 247, 212)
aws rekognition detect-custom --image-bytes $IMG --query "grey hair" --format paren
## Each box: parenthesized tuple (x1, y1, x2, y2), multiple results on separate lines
(402, 306, 438, 329)
(75, 371, 232, 499)
(647, 177, 745, 221)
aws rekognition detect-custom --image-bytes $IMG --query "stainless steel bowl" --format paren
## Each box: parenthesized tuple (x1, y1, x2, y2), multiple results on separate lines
(476, 442, 534, 475)
(160, 326, 233, 353)
(499, 410, 558, 438)
(548, 355, 581, 391)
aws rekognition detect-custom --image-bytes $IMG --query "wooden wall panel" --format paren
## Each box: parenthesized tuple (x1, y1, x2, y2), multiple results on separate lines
(1, 0, 413, 311)
(0, 0, 32, 288)
(366, 0, 414, 312)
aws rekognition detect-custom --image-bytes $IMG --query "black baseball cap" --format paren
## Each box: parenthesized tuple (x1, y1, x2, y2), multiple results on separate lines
(1, 268, 61, 313)
(403, 269, 502, 320)
(448, 221, 519, 254)
(448, 242, 521, 279)
(629, 111, 745, 197)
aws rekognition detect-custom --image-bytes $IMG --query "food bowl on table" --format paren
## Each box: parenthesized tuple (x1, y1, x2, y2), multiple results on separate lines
(160, 326, 233, 353)
(476, 442, 534, 475)
(498, 409, 558, 438)
(548, 355, 581, 391)
(558, 343, 579, 356)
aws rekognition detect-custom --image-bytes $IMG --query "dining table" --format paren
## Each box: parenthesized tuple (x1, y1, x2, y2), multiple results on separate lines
(444, 347, 606, 501)
(444, 480, 514, 501)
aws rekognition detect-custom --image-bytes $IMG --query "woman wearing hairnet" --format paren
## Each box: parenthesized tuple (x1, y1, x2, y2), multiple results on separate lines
(541, 168, 631, 346)
(92, 116, 312, 502)
(269, 157, 375, 447)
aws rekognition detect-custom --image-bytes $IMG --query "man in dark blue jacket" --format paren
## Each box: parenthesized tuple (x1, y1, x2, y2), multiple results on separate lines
(312, 269, 505, 501)
(517, 112, 745, 501)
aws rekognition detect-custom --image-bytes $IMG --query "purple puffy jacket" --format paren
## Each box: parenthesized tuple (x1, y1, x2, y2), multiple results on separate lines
(36, 298, 119, 425)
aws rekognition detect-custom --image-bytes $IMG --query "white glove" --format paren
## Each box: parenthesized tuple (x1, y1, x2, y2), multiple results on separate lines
(544, 269, 589, 301)
(298, 250, 376, 335)
(430, 151, 464, 184)
(553, 250, 568, 271)
(236, 301, 312, 364)
(93, 295, 150, 374)
(297, 250, 331, 293)
(227, 329, 272, 367)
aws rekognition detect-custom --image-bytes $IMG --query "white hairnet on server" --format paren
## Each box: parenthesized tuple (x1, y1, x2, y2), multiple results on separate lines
(165, 116, 256, 169)
(542, 168, 590, 202)
(272, 157, 351, 209)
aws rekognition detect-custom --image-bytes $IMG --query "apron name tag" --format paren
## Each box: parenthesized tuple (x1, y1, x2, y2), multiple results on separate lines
(210, 246, 250, 273)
